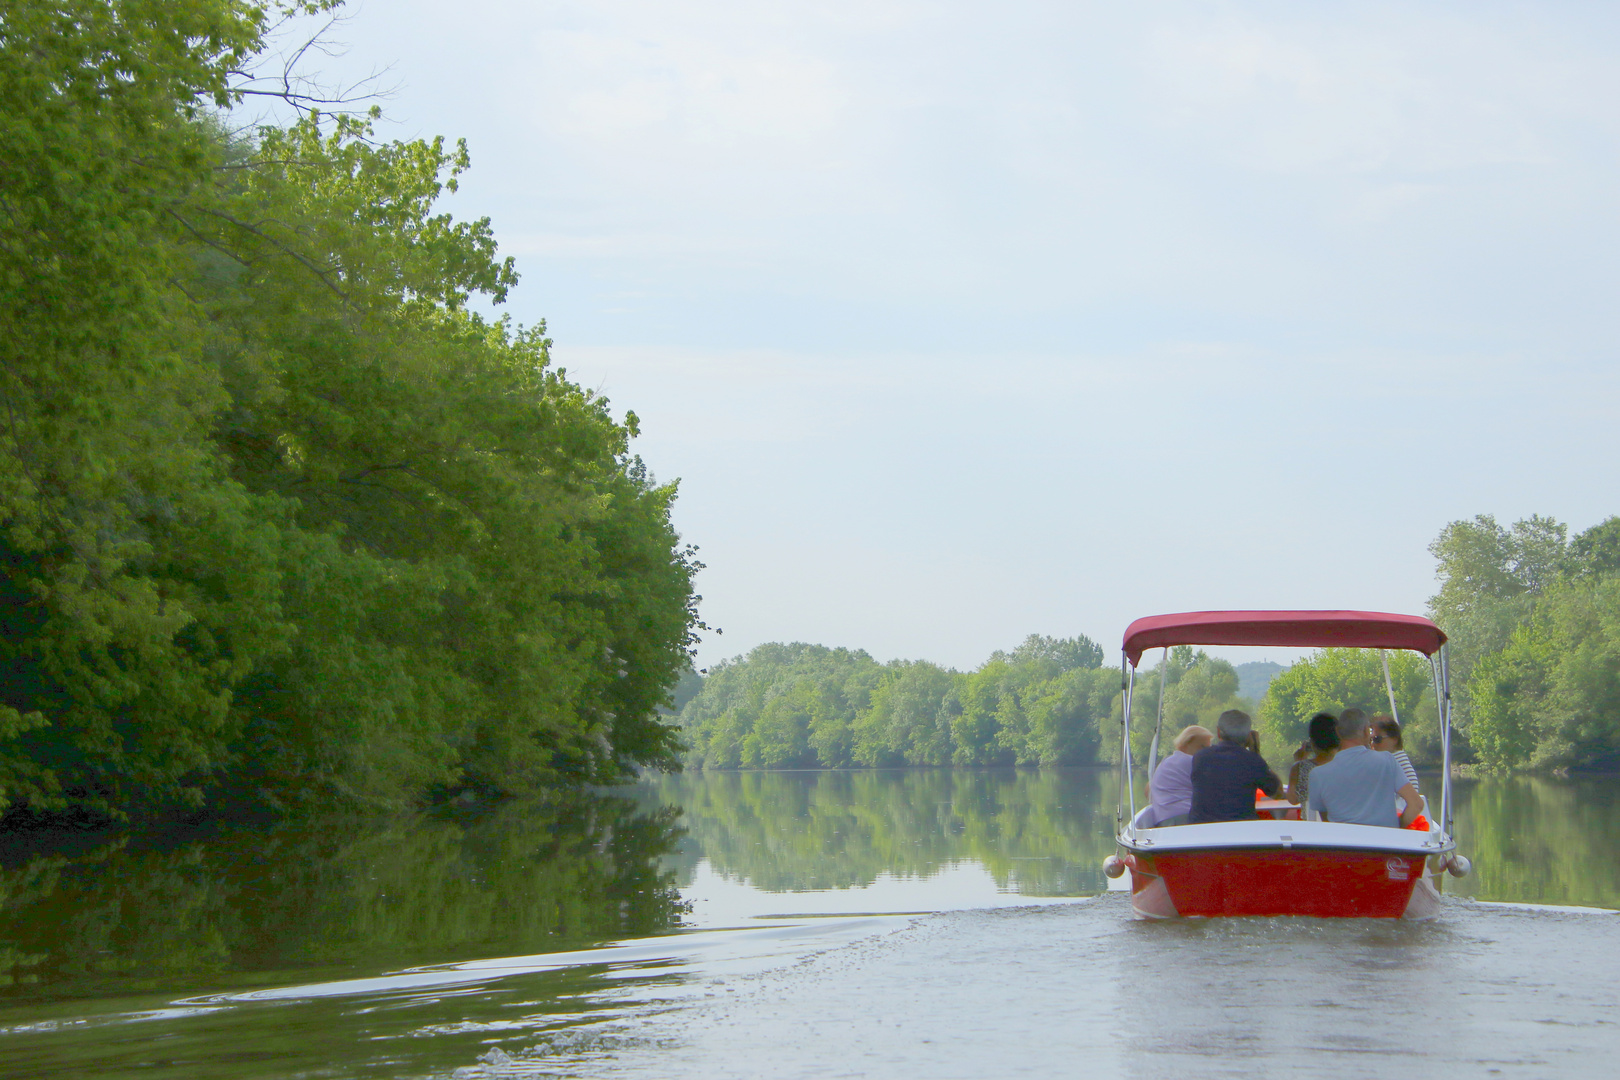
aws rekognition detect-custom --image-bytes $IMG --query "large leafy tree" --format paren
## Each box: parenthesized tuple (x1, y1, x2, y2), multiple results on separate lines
(1, 0, 290, 812)
(1, 1, 700, 817)
(1469, 576, 1620, 771)
(1426, 513, 1620, 771)
(1426, 514, 1568, 725)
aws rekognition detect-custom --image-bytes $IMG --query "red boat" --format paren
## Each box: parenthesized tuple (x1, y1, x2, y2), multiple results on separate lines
(1102, 610, 1470, 919)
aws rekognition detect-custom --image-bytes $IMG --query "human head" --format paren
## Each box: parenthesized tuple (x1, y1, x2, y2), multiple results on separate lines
(1370, 714, 1404, 752)
(1308, 712, 1341, 752)
(1215, 709, 1253, 744)
(1174, 725, 1214, 753)
(1336, 707, 1369, 746)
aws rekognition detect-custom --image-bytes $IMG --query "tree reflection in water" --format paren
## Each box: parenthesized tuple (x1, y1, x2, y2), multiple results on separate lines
(640, 768, 1620, 911)
(639, 768, 1125, 898)
(0, 793, 687, 999)
(2, 769, 1614, 1003)
(1451, 774, 1620, 908)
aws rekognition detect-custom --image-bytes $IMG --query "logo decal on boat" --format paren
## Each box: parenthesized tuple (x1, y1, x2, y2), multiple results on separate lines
(1386, 857, 1410, 881)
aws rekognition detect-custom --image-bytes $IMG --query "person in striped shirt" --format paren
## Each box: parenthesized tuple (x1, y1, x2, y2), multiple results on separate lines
(1370, 715, 1419, 792)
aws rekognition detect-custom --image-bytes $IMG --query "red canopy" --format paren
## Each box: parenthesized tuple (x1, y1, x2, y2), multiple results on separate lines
(1122, 610, 1446, 667)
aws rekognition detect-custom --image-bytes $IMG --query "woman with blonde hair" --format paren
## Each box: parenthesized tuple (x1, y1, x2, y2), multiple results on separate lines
(1145, 725, 1214, 827)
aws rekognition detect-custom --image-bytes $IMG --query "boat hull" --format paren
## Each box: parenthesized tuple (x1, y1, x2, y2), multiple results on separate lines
(1126, 847, 1435, 919)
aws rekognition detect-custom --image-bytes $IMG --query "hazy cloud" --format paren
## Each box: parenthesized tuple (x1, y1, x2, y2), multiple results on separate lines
(319, 0, 1620, 666)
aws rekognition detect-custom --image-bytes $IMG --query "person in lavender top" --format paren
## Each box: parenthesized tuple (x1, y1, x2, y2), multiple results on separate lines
(1146, 725, 1214, 826)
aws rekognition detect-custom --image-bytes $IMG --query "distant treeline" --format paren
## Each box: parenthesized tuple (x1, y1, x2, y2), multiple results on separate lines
(0, 2, 698, 821)
(677, 637, 1122, 769)
(675, 637, 1311, 774)
(677, 514, 1620, 775)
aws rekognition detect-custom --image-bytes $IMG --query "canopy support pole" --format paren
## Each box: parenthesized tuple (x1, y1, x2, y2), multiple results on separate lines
(1122, 658, 1138, 833)
(1147, 647, 1169, 775)
(1429, 649, 1453, 836)
(1439, 645, 1453, 835)
(1117, 652, 1129, 835)
(1380, 650, 1400, 725)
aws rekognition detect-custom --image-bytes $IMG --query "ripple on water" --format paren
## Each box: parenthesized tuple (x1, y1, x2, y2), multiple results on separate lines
(0, 897, 1616, 1079)
(576, 895, 1620, 1080)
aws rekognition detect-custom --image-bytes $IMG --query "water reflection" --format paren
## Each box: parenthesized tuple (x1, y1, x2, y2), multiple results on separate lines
(0, 770, 1615, 1079)
(1449, 774, 1620, 908)
(0, 794, 687, 1000)
(638, 768, 1620, 911)
(638, 768, 1123, 899)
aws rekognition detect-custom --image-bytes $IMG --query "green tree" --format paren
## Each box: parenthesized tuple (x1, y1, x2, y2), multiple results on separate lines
(1256, 648, 1437, 764)
(1424, 512, 1620, 771)
(678, 644, 884, 769)
(1021, 667, 1115, 765)
(0, 1, 700, 817)
(851, 660, 957, 766)
(1568, 516, 1620, 580)
(1469, 576, 1620, 771)
(679, 634, 1107, 770)
(1104, 648, 1245, 765)
(952, 661, 1011, 764)
(1426, 514, 1567, 734)
(0, 0, 292, 813)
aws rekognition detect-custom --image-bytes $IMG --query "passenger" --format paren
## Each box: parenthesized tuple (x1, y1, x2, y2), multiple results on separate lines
(1286, 712, 1340, 807)
(1145, 725, 1214, 826)
(1305, 708, 1423, 828)
(1286, 738, 1311, 785)
(1370, 715, 1419, 792)
(1188, 710, 1283, 824)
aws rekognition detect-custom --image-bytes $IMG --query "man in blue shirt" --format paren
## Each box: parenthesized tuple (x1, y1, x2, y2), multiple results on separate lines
(1189, 710, 1282, 823)
(1307, 709, 1424, 828)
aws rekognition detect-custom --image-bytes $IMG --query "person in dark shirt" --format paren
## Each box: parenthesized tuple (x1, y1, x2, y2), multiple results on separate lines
(1189, 709, 1283, 823)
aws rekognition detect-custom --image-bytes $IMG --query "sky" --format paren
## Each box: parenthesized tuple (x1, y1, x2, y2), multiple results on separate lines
(282, 1, 1620, 670)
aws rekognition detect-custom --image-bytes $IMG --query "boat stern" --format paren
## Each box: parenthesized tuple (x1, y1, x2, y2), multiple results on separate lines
(1113, 819, 1455, 919)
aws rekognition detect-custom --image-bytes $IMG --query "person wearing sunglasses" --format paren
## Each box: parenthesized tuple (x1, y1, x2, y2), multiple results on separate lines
(1305, 708, 1423, 828)
(1370, 714, 1419, 795)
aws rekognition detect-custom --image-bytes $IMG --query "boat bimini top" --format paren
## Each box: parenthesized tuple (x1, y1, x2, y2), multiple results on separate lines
(1115, 609, 1457, 845)
(1123, 609, 1446, 667)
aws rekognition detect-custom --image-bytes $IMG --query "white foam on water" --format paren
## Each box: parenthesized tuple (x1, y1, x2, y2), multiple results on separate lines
(1468, 899, 1619, 915)
(679, 858, 1085, 929)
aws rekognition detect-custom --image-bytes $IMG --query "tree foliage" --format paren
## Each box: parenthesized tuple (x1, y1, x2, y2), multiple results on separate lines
(1107, 646, 1249, 765)
(1428, 513, 1620, 771)
(0, 1, 698, 818)
(1468, 576, 1620, 770)
(678, 635, 1116, 769)
(1256, 648, 1437, 760)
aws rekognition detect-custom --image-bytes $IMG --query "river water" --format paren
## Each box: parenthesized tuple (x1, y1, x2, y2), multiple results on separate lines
(1, 769, 1617, 1078)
